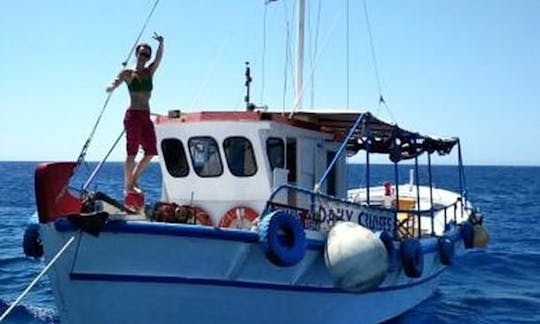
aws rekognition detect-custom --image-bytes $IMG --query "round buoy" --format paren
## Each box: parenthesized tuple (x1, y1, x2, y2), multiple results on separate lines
(23, 223, 44, 258)
(219, 206, 258, 229)
(325, 222, 388, 292)
(438, 236, 454, 266)
(473, 224, 489, 248)
(400, 239, 424, 278)
(259, 210, 306, 267)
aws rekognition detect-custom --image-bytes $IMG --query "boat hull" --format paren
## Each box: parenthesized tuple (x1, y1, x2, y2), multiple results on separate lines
(60, 271, 442, 324)
(39, 218, 462, 324)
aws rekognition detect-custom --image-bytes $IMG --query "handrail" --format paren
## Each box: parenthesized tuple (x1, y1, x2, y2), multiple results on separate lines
(314, 113, 365, 193)
(264, 184, 466, 240)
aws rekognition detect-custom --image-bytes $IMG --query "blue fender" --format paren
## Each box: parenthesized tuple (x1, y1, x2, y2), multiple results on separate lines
(438, 236, 455, 266)
(259, 210, 306, 267)
(375, 230, 396, 268)
(460, 222, 474, 249)
(23, 223, 44, 258)
(400, 239, 424, 278)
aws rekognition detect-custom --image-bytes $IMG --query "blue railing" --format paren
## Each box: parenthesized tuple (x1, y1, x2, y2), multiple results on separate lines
(263, 184, 466, 240)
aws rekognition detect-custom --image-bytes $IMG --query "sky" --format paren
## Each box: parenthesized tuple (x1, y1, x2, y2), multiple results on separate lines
(1, 1, 539, 165)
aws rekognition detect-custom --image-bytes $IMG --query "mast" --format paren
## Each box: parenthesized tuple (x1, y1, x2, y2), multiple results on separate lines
(294, 0, 306, 110)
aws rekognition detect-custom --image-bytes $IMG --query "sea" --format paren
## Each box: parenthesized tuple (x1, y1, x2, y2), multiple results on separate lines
(1, 161, 539, 323)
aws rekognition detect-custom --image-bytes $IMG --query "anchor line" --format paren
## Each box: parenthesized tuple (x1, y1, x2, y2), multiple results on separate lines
(0, 234, 78, 322)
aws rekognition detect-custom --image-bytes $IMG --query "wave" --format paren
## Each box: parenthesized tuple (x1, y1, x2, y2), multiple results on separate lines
(0, 299, 58, 323)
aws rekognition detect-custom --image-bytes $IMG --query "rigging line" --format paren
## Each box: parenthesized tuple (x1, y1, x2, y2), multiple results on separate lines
(73, 0, 161, 172)
(260, 2, 270, 104)
(289, 1, 297, 99)
(346, 0, 350, 110)
(82, 129, 125, 192)
(290, 8, 344, 118)
(306, 0, 311, 108)
(362, 0, 382, 98)
(362, 0, 395, 121)
(281, 0, 291, 113)
(74, 92, 113, 168)
(190, 33, 232, 108)
(310, 0, 322, 109)
(122, 0, 162, 67)
(0, 234, 78, 322)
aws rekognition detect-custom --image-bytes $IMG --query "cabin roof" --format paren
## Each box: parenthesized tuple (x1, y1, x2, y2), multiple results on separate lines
(155, 109, 458, 161)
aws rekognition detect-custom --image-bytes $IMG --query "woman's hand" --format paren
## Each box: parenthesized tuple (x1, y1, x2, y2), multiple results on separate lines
(152, 32, 164, 43)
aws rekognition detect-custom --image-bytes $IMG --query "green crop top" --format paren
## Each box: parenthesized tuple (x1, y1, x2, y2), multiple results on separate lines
(128, 74, 153, 92)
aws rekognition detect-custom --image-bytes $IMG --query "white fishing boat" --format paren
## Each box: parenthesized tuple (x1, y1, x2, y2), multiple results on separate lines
(16, 1, 489, 323)
(25, 108, 488, 324)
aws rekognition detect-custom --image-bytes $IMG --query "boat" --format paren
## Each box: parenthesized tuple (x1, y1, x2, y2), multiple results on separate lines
(20, 2, 489, 323)
(25, 108, 488, 323)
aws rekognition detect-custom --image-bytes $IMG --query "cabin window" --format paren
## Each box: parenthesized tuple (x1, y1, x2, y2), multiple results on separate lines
(266, 137, 285, 170)
(223, 137, 257, 177)
(161, 138, 189, 177)
(188, 137, 223, 177)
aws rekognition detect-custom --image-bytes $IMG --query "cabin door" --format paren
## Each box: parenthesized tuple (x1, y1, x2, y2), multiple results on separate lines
(299, 138, 317, 190)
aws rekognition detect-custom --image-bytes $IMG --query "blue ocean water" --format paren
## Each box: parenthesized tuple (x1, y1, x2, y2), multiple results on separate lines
(1, 161, 539, 323)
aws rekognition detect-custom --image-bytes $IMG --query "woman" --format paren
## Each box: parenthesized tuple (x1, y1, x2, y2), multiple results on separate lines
(106, 33, 164, 194)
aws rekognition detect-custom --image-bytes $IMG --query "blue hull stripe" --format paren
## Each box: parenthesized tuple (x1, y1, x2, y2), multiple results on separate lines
(69, 268, 445, 294)
(54, 219, 459, 253)
(54, 219, 329, 249)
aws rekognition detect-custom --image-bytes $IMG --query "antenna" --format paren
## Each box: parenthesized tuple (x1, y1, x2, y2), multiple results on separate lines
(244, 61, 255, 111)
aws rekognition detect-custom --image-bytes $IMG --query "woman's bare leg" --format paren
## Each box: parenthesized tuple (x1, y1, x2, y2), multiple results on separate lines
(125, 155, 137, 192)
(131, 155, 153, 191)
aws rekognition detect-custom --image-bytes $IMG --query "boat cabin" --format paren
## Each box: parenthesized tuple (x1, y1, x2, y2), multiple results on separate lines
(154, 110, 347, 225)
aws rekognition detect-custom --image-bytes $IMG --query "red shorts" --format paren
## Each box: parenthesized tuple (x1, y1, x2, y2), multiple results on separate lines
(123, 109, 157, 156)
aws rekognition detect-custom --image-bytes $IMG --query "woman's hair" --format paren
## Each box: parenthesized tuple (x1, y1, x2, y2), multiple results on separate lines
(136, 43, 152, 57)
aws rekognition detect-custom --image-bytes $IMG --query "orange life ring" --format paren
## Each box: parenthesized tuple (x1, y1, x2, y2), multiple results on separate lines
(219, 206, 258, 229)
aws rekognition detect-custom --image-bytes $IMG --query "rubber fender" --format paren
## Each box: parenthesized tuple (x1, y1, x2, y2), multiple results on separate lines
(23, 223, 44, 258)
(438, 236, 455, 266)
(259, 210, 306, 267)
(400, 239, 424, 278)
(460, 222, 474, 249)
(375, 231, 396, 268)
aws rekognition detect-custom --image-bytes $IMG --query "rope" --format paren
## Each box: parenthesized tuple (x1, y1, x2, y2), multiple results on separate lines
(281, 0, 294, 113)
(260, 2, 269, 104)
(190, 34, 232, 108)
(82, 129, 125, 192)
(362, 0, 395, 121)
(308, 0, 322, 109)
(290, 8, 343, 118)
(121, 0, 162, 67)
(0, 235, 77, 322)
(346, 0, 350, 109)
